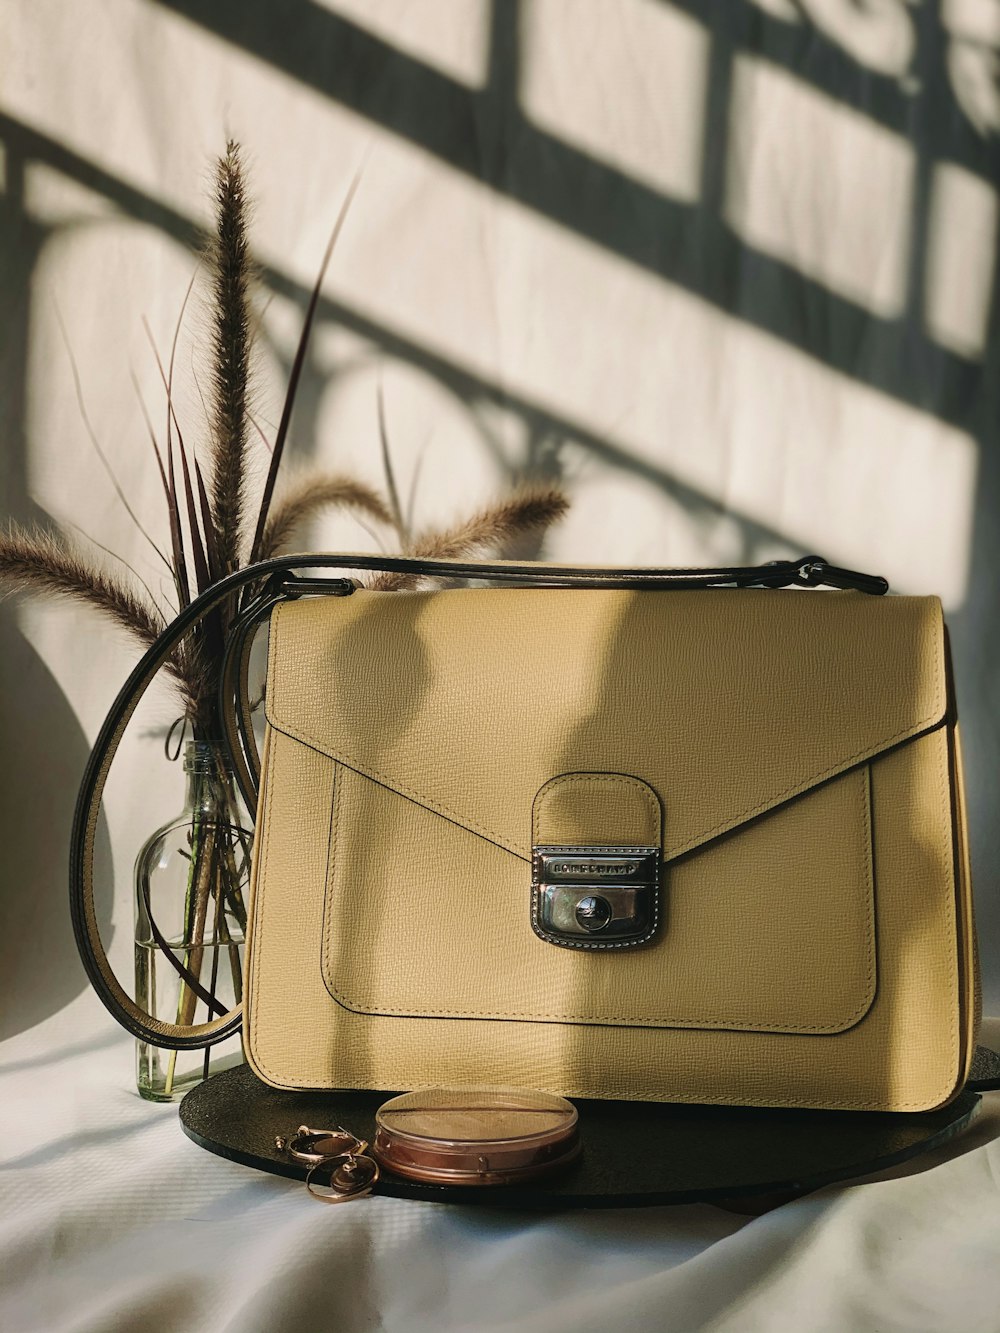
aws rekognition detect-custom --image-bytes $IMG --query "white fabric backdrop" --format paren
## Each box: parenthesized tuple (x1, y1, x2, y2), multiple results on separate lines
(1, 2, 999, 1328)
(2, 1004, 999, 1332)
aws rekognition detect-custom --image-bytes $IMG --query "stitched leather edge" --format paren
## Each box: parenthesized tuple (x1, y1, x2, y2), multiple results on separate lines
(918, 723, 962, 1109)
(265, 601, 946, 864)
(245, 727, 339, 1091)
(532, 773, 661, 846)
(250, 727, 965, 1113)
(318, 762, 877, 1033)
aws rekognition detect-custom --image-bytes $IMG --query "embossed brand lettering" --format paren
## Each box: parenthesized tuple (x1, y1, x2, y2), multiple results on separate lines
(551, 861, 638, 876)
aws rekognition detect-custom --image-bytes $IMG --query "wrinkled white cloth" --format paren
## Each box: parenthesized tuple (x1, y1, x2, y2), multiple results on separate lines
(2, 1001, 998, 1333)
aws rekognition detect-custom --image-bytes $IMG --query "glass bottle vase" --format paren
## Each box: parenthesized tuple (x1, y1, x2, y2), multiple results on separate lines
(134, 740, 252, 1101)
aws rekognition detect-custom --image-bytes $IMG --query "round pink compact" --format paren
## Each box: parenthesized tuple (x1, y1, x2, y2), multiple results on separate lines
(372, 1086, 581, 1186)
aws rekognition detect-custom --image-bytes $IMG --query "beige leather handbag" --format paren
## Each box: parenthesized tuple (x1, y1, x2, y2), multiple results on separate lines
(71, 553, 980, 1113)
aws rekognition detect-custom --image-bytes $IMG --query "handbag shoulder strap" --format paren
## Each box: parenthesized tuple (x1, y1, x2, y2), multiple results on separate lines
(69, 552, 886, 1050)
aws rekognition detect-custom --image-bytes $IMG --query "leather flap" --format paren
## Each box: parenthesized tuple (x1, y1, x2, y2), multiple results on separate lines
(264, 586, 946, 864)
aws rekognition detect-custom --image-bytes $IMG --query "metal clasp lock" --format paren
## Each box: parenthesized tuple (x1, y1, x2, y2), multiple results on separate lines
(531, 847, 660, 950)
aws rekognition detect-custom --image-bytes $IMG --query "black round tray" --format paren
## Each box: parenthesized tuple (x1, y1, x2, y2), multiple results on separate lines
(180, 1064, 982, 1211)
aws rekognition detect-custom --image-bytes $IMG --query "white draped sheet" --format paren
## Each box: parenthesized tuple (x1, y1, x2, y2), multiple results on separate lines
(1, 1006, 998, 1332)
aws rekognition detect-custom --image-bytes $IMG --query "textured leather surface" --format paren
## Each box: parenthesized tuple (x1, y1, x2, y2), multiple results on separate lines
(244, 586, 976, 1111)
(265, 589, 946, 862)
(532, 772, 662, 849)
(321, 762, 874, 1030)
(67, 552, 891, 1050)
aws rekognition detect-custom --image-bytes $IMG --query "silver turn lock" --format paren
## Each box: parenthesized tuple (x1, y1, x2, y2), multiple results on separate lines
(531, 846, 660, 950)
(575, 895, 613, 931)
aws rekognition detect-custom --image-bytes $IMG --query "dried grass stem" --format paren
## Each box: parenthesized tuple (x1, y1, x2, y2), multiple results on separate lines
(260, 472, 393, 558)
(369, 487, 569, 590)
(208, 141, 253, 573)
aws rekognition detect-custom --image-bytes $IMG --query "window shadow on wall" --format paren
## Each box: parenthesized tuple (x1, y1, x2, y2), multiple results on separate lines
(152, 0, 1000, 427)
(144, 0, 1000, 1003)
(0, 145, 115, 1038)
(1, 0, 999, 1026)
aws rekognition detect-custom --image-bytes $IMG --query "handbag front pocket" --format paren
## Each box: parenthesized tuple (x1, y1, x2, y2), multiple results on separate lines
(321, 759, 876, 1035)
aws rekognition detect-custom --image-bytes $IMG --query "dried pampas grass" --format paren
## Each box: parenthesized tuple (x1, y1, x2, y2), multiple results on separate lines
(0, 524, 203, 713)
(260, 472, 393, 560)
(369, 487, 569, 591)
(0, 523, 162, 644)
(207, 141, 254, 575)
(0, 141, 571, 738)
